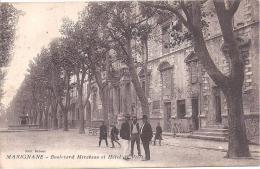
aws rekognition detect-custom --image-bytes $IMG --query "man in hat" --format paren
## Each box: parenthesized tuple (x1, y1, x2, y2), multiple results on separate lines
(120, 114, 131, 160)
(99, 121, 108, 147)
(130, 115, 141, 157)
(140, 115, 153, 161)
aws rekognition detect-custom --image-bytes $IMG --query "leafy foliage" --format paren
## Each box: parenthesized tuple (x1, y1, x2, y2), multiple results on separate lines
(0, 3, 20, 67)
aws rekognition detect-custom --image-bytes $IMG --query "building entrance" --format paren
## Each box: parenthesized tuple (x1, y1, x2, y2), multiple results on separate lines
(213, 87, 222, 123)
(191, 98, 199, 130)
(164, 102, 172, 132)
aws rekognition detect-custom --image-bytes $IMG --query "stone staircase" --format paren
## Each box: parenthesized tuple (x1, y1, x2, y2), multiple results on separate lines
(189, 124, 228, 142)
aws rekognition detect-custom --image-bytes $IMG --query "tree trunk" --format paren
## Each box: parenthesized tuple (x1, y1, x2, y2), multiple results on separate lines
(38, 111, 43, 128)
(85, 99, 91, 127)
(126, 38, 149, 117)
(52, 100, 58, 129)
(44, 110, 48, 129)
(44, 99, 51, 129)
(32, 108, 37, 125)
(191, 1, 250, 158)
(94, 69, 109, 125)
(142, 35, 149, 98)
(63, 110, 68, 131)
(62, 73, 70, 131)
(78, 89, 85, 134)
(223, 86, 250, 158)
(33, 111, 38, 125)
(99, 86, 109, 125)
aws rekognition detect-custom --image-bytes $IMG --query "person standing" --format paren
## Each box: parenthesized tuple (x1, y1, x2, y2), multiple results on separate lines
(154, 122, 162, 146)
(140, 115, 153, 161)
(120, 114, 131, 160)
(99, 121, 108, 147)
(110, 125, 121, 148)
(130, 115, 141, 157)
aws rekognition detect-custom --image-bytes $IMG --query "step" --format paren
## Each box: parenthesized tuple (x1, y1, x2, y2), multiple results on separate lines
(8, 127, 27, 130)
(161, 132, 173, 136)
(0, 129, 48, 132)
(192, 131, 228, 137)
(206, 124, 226, 129)
(0, 129, 24, 133)
(199, 128, 228, 133)
(26, 129, 48, 131)
(189, 134, 227, 142)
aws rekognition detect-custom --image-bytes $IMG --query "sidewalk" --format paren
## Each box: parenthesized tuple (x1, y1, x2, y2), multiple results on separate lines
(1, 129, 259, 168)
(160, 134, 260, 156)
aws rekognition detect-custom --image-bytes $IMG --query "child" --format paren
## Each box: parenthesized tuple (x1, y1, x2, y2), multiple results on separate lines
(110, 125, 121, 148)
(154, 122, 162, 146)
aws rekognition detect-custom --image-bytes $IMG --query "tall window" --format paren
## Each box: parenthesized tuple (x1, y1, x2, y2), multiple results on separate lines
(177, 100, 186, 119)
(152, 100, 160, 114)
(158, 62, 173, 97)
(190, 62, 198, 84)
(185, 52, 199, 84)
(138, 68, 151, 98)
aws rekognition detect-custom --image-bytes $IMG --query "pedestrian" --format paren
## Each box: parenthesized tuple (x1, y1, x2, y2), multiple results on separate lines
(99, 121, 108, 147)
(120, 114, 131, 160)
(154, 122, 162, 146)
(140, 115, 153, 161)
(110, 125, 121, 148)
(130, 115, 141, 157)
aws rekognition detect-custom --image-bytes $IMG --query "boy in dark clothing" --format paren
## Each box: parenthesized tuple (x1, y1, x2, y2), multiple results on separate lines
(154, 122, 162, 146)
(140, 115, 153, 161)
(99, 121, 108, 147)
(110, 125, 121, 148)
(120, 114, 131, 160)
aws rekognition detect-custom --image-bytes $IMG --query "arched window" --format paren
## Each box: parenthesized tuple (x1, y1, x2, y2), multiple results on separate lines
(185, 52, 199, 84)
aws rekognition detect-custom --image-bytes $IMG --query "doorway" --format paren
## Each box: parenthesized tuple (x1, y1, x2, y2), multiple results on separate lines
(164, 102, 172, 132)
(191, 98, 199, 130)
(215, 95, 222, 123)
(213, 87, 222, 123)
(177, 100, 186, 119)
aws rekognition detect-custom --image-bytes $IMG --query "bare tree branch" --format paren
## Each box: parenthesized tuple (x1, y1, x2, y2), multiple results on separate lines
(142, 2, 192, 32)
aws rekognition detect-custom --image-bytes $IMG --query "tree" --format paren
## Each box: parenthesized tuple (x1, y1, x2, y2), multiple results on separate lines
(60, 18, 95, 134)
(87, 2, 155, 118)
(143, 0, 250, 158)
(49, 38, 73, 131)
(69, 6, 115, 127)
(27, 50, 53, 128)
(0, 3, 20, 67)
(0, 3, 20, 102)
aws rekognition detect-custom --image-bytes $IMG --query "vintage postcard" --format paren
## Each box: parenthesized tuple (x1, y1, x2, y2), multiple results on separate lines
(0, 0, 259, 168)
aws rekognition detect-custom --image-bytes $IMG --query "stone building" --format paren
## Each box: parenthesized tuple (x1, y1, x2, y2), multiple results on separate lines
(68, 0, 259, 143)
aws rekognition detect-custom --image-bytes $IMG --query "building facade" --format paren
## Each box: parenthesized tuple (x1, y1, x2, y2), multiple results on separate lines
(68, 0, 259, 143)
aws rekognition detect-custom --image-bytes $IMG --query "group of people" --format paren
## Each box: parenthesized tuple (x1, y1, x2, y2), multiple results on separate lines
(98, 114, 163, 161)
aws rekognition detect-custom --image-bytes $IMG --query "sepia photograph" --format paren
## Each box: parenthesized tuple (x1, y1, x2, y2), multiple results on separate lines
(0, 0, 259, 168)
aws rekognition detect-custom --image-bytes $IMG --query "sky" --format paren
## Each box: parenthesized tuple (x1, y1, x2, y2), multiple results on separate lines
(1, 2, 86, 107)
